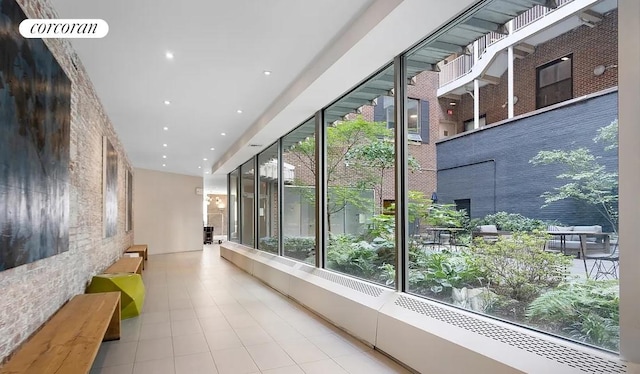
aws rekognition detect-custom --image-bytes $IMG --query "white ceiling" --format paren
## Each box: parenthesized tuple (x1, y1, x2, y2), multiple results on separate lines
(49, 0, 478, 194)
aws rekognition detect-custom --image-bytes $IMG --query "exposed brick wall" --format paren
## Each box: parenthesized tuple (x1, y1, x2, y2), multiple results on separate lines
(458, 9, 618, 130)
(0, 0, 133, 362)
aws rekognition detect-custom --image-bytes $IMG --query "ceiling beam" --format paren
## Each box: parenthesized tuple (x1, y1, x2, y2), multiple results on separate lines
(326, 105, 357, 114)
(338, 97, 372, 106)
(406, 59, 436, 72)
(480, 74, 501, 84)
(462, 17, 504, 32)
(441, 93, 462, 101)
(354, 87, 391, 96)
(580, 9, 603, 23)
(425, 41, 465, 54)
(514, 42, 535, 54)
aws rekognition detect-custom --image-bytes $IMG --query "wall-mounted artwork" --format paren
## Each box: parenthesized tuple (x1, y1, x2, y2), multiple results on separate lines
(103, 137, 118, 238)
(0, 0, 72, 271)
(126, 170, 133, 232)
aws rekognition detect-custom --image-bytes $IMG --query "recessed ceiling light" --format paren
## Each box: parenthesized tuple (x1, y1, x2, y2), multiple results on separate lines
(221, 132, 226, 136)
(163, 126, 169, 131)
(203, 158, 208, 161)
(162, 155, 167, 159)
(210, 147, 215, 151)
(449, 102, 457, 106)
(263, 70, 271, 76)
(236, 109, 243, 114)
(162, 164, 166, 167)
(164, 100, 171, 105)
(205, 171, 210, 174)
(165, 51, 174, 59)
(198, 166, 202, 169)
(162, 143, 167, 147)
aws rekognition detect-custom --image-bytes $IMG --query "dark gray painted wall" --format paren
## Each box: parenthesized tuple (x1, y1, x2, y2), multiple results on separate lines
(436, 90, 618, 231)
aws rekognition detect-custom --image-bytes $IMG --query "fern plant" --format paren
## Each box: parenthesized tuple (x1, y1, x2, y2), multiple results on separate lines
(526, 280, 619, 351)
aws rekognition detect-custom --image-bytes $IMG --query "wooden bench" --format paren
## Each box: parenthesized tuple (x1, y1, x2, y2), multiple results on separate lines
(0, 292, 121, 374)
(103, 257, 143, 275)
(125, 245, 148, 269)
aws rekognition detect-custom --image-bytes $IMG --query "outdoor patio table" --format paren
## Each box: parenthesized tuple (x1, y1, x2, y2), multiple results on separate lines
(422, 227, 466, 247)
(545, 230, 611, 277)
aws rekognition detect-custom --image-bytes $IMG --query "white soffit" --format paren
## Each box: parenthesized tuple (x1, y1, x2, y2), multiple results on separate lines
(213, 0, 479, 175)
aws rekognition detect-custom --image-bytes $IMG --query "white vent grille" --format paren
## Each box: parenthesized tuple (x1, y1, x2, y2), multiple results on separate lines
(395, 296, 626, 374)
(300, 267, 384, 297)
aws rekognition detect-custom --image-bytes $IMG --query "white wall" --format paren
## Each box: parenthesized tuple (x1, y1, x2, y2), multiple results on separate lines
(619, 0, 640, 364)
(133, 168, 203, 255)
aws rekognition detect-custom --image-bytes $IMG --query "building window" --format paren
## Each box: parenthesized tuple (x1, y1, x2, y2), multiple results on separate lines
(536, 55, 572, 109)
(463, 114, 486, 132)
(384, 97, 421, 140)
(376, 96, 430, 143)
(407, 98, 419, 135)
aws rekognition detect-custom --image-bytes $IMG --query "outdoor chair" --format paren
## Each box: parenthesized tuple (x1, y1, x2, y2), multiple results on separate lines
(472, 225, 499, 243)
(585, 237, 619, 280)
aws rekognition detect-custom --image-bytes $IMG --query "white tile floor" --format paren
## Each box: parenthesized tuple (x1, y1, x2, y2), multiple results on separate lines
(90, 244, 411, 374)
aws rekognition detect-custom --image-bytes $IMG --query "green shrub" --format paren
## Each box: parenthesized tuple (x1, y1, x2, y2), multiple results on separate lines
(327, 237, 379, 280)
(407, 249, 485, 296)
(469, 232, 571, 302)
(527, 280, 619, 351)
(258, 236, 279, 253)
(364, 214, 395, 242)
(426, 204, 468, 228)
(282, 237, 315, 260)
(469, 212, 550, 232)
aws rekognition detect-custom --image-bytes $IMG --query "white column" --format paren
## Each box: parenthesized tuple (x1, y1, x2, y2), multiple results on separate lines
(473, 79, 480, 129)
(619, 0, 640, 364)
(472, 40, 480, 129)
(507, 21, 515, 119)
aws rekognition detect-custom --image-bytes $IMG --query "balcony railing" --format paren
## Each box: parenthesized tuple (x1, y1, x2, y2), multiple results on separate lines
(438, 0, 575, 88)
(439, 54, 474, 87)
(513, 0, 574, 31)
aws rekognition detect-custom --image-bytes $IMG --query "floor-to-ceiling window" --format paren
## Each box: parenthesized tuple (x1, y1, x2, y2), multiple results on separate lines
(240, 159, 255, 247)
(258, 143, 279, 254)
(322, 65, 396, 286)
(281, 118, 316, 263)
(228, 0, 621, 354)
(228, 168, 240, 242)
(404, 2, 619, 352)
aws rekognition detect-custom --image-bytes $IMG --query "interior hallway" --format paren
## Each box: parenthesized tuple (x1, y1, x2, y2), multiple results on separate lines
(90, 245, 410, 374)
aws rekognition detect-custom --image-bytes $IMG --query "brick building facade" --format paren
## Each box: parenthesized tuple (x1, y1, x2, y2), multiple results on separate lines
(456, 9, 618, 131)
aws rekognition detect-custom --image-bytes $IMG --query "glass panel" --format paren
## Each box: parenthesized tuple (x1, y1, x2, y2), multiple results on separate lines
(407, 99, 419, 134)
(406, 1, 618, 352)
(539, 57, 572, 88)
(281, 118, 316, 263)
(258, 143, 279, 254)
(386, 96, 419, 135)
(240, 159, 255, 247)
(323, 64, 395, 286)
(229, 169, 240, 242)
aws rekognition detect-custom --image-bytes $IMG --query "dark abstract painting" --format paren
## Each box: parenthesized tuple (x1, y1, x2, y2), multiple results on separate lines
(0, 0, 71, 271)
(103, 137, 117, 238)
(126, 170, 132, 232)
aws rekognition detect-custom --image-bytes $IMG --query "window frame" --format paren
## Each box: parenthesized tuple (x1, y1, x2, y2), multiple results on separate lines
(535, 54, 573, 109)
